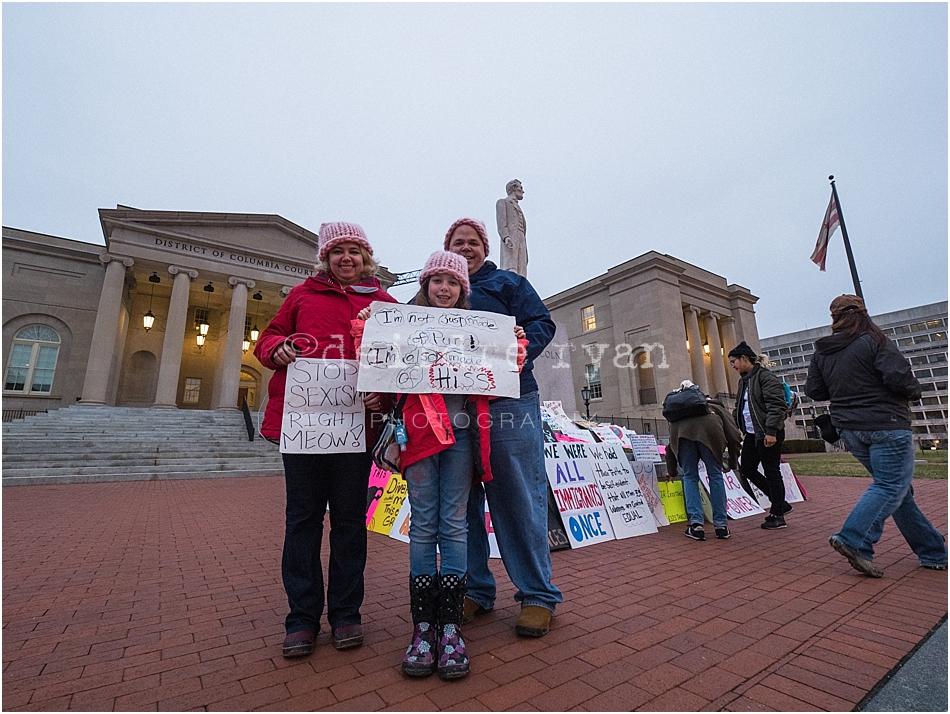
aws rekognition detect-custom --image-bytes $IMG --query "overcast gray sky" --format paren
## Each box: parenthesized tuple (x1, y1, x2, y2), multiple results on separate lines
(3, 2, 947, 336)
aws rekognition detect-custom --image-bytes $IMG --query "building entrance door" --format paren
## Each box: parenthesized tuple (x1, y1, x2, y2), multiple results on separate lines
(238, 387, 248, 408)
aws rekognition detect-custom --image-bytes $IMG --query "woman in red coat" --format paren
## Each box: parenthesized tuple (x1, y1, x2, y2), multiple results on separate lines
(254, 221, 397, 658)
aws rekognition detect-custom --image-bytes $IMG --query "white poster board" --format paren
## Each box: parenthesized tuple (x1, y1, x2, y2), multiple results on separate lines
(628, 434, 662, 463)
(541, 401, 596, 442)
(749, 463, 806, 509)
(280, 358, 365, 453)
(587, 443, 658, 538)
(588, 424, 628, 448)
(697, 464, 765, 519)
(357, 302, 519, 397)
(544, 441, 615, 548)
(630, 460, 669, 527)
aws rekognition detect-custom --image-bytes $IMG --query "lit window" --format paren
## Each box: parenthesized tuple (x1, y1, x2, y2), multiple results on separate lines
(585, 363, 602, 399)
(183, 378, 201, 404)
(582, 305, 596, 332)
(931, 332, 947, 342)
(4, 325, 60, 394)
(194, 307, 210, 331)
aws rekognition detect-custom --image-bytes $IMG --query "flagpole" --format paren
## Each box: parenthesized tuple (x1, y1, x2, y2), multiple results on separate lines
(828, 175, 863, 300)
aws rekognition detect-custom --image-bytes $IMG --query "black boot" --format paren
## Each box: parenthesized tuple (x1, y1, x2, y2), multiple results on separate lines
(402, 574, 439, 677)
(436, 573, 470, 680)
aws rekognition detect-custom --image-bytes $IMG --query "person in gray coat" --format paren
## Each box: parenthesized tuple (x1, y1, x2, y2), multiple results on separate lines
(665, 382, 744, 541)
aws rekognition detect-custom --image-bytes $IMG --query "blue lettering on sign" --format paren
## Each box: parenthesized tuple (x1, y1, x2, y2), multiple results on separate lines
(568, 512, 608, 542)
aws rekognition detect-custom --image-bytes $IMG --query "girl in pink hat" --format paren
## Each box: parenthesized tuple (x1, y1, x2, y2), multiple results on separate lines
(355, 250, 527, 680)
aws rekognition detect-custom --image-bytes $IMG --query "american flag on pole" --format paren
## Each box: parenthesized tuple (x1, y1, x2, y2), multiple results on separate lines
(810, 191, 839, 271)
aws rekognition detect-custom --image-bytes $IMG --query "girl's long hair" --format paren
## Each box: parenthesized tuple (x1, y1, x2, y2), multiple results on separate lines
(411, 276, 470, 310)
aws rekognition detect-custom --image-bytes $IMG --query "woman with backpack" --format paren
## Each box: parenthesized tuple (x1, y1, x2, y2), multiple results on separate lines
(664, 381, 744, 540)
(728, 341, 791, 530)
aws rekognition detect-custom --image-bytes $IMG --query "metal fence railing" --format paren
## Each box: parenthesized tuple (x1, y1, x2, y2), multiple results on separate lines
(2, 409, 48, 423)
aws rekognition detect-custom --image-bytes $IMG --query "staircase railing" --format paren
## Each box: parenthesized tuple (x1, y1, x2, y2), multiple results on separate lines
(240, 398, 255, 442)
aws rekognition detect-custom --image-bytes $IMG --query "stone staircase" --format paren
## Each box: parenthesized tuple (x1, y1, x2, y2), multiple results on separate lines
(2, 406, 284, 486)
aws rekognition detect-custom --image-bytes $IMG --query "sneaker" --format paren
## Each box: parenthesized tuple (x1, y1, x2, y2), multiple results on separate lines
(782, 502, 793, 515)
(461, 597, 492, 626)
(332, 623, 364, 650)
(761, 514, 787, 530)
(282, 629, 315, 658)
(715, 526, 730, 539)
(922, 564, 947, 571)
(829, 535, 883, 578)
(515, 605, 552, 637)
(685, 524, 705, 541)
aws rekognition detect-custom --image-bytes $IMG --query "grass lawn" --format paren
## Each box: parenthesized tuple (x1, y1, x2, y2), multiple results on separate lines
(785, 449, 948, 479)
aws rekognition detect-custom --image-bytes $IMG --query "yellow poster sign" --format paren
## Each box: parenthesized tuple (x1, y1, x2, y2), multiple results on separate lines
(658, 480, 688, 523)
(367, 472, 407, 535)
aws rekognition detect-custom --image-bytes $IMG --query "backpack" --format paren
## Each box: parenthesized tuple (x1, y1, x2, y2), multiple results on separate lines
(662, 385, 711, 423)
(781, 382, 800, 420)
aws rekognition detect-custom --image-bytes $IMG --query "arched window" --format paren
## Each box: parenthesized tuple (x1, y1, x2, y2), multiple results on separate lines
(4, 325, 61, 394)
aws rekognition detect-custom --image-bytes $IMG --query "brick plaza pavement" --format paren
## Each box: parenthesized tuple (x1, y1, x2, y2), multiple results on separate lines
(3, 475, 947, 712)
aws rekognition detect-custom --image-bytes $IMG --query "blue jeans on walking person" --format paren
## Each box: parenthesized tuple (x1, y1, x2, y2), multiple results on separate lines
(403, 427, 473, 579)
(466, 391, 563, 612)
(679, 438, 728, 528)
(281, 450, 372, 634)
(837, 429, 947, 567)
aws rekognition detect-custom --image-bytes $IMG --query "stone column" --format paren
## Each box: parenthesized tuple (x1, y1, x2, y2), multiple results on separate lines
(153, 266, 199, 408)
(705, 312, 728, 398)
(80, 253, 134, 406)
(720, 316, 739, 394)
(214, 277, 256, 410)
(683, 307, 709, 394)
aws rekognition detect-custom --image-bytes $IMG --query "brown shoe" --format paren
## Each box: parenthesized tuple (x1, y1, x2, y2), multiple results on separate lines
(282, 629, 315, 658)
(461, 597, 491, 626)
(515, 605, 552, 637)
(332, 623, 364, 650)
(829, 535, 883, 578)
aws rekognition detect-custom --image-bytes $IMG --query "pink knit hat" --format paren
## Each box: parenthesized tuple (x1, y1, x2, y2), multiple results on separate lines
(420, 251, 471, 294)
(318, 222, 374, 261)
(443, 217, 489, 257)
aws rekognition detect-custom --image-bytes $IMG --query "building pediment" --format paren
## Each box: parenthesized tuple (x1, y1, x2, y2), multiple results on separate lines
(99, 207, 321, 281)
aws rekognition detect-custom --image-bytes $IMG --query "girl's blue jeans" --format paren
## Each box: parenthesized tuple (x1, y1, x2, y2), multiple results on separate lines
(403, 427, 473, 578)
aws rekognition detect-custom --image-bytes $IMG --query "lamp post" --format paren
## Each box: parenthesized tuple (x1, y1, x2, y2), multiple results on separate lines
(581, 386, 591, 421)
(809, 406, 817, 439)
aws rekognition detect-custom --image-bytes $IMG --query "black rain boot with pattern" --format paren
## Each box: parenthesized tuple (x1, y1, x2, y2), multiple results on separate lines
(402, 574, 439, 677)
(436, 573, 470, 680)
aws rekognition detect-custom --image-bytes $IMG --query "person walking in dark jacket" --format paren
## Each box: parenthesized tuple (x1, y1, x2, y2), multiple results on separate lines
(805, 295, 947, 577)
(728, 341, 790, 530)
(665, 382, 744, 541)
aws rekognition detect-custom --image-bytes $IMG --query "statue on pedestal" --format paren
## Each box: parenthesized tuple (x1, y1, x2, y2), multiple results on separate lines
(496, 179, 528, 276)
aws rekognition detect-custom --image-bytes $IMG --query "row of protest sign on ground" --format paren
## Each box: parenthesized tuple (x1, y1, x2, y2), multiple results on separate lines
(360, 401, 805, 555)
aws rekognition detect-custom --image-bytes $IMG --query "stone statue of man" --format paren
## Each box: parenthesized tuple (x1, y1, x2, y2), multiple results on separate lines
(496, 179, 528, 276)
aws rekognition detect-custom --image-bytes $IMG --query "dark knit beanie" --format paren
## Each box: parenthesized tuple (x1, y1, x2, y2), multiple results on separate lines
(727, 341, 757, 360)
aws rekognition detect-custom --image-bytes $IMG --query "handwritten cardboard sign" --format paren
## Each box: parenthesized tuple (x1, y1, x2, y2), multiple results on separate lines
(357, 302, 519, 397)
(697, 464, 765, 519)
(368, 472, 408, 535)
(587, 443, 658, 539)
(628, 434, 662, 463)
(658, 480, 688, 523)
(544, 441, 615, 548)
(281, 358, 365, 453)
(540, 401, 596, 443)
(630, 460, 669, 527)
